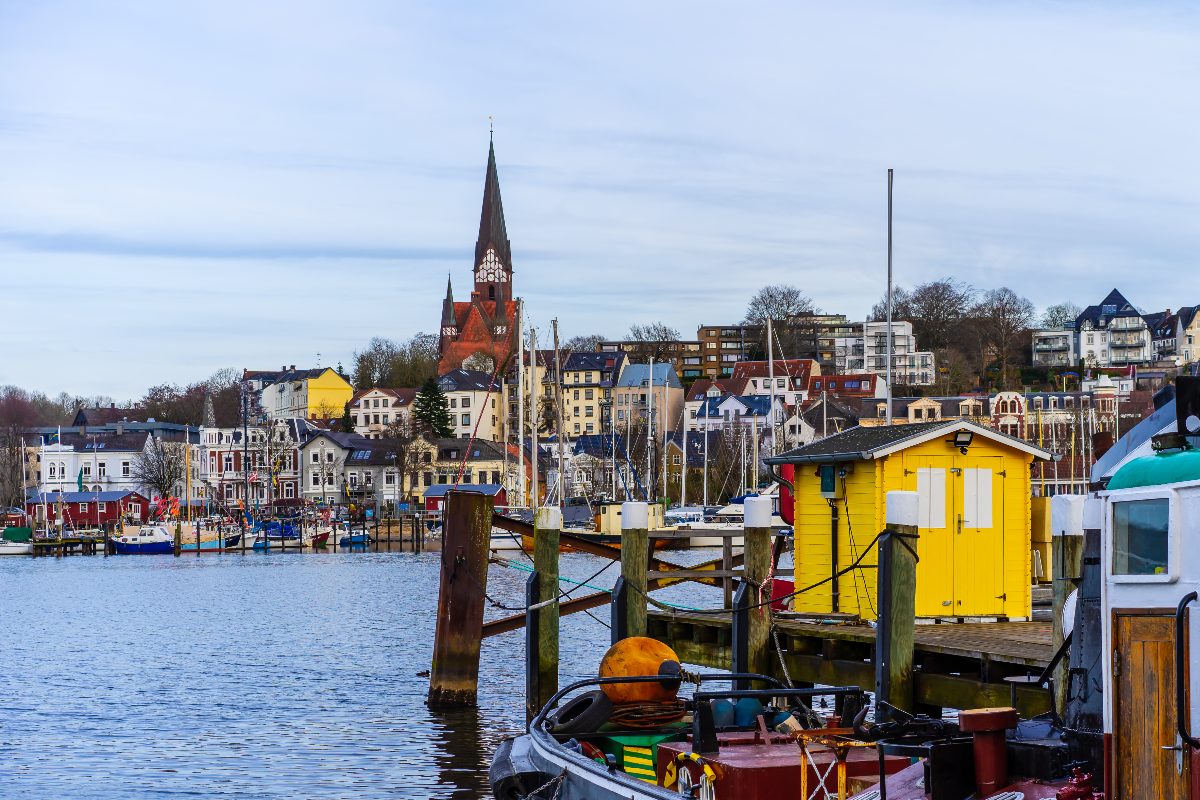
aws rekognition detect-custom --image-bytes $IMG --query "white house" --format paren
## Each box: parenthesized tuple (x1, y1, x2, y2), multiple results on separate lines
(834, 320, 934, 386)
(350, 387, 417, 439)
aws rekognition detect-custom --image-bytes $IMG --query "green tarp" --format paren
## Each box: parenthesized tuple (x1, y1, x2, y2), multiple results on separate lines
(2, 526, 33, 542)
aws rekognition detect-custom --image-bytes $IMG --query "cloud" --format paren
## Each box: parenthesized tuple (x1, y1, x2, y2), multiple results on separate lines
(1, 1, 1198, 397)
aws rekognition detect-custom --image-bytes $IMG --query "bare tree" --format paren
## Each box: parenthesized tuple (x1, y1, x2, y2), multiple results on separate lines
(0, 427, 27, 510)
(625, 323, 683, 366)
(1041, 302, 1082, 330)
(743, 284, 816, 326)
(871, 278, 975, 352)
(379, 416, 424, 503)
(974, 288, 1036, 389)
(131, 436, 187, 500)
(351, 333, 439, 389)
(564, 334, 607, 354)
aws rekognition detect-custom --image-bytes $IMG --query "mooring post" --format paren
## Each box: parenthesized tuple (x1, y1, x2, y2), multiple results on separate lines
(875, 490, 919, 722)
(743, 496, 773, 683)
(428, 490, 493, 709)
(173, 522, 182, 557)
(1051, 494, 1084, 715)
(526, 506, 561, 719)
(618, 501, 649, 639)
(721, 535, 734, 608)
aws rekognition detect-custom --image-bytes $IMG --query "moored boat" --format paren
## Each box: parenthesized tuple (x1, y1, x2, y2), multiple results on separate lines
(112, 525, 174, 555)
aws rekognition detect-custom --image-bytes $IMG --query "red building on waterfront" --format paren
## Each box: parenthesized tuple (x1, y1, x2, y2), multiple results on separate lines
(437, 138, 520, 376)
(26, 490, 150, 527)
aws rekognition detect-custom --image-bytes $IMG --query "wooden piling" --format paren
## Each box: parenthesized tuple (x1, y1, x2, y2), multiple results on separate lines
(526, 506, 562, 719)
(743, 497, 773, 682)
(173, 522, 182, 557)
(875, 490, 919, 721)
(428, 490, 494, 708)
(1051, 495, 1084, 714)
(617, 502, 649, 639)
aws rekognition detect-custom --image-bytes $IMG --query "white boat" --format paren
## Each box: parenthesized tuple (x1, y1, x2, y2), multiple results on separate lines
(0, 539, 33, 555)
(112, 525, 175, 554)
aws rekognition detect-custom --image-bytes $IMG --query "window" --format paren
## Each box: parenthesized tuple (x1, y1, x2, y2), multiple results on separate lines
(461, 413, 470, 425)
(585, 423, 594, 433)
(325, 474, 333, 485)
(1112, 499, 1169, 575)
(284, 484, 294, 498)
(312, 474, 320, 487)
(384, 472, 395, 486)
(449, 398, 457, 409)
(224, 454, 234, 471)
(672, 454, 682, 465)
(49, 463, 56, 479)
(79, 503, 88, 513)
(98, 462, 107, 477)
(82, 463, 91, 478)
(382, 414, 389, 424)
(98, 502, 107, 512)
(461, 397, 471, 409)
(424, 472, 433, 487)
(574, 390, 580, 400)
(311, 452, 319, 463)
(326, 452, 334, 462)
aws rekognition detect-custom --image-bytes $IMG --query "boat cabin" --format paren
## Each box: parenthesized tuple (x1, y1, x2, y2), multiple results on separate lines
(1094, 427, 1200, 798)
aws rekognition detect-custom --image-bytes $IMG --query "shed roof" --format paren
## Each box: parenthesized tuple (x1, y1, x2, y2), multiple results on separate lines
(422, 484, 504, 498)
(766, 420, 1052, 464)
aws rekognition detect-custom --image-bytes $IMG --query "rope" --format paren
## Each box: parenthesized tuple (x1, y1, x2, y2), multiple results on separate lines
(631, 529, 913, 616)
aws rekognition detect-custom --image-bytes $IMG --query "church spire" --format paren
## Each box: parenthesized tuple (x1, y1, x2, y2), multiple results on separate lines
(473, 137, 512, 297)
(441, 273, 456, 327)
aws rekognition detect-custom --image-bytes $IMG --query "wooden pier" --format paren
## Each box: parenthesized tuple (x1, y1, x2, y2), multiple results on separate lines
(649, 611, 1055, 717)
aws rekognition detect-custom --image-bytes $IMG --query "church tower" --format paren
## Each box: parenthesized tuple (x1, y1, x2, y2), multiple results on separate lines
(437, 137, 519, 375)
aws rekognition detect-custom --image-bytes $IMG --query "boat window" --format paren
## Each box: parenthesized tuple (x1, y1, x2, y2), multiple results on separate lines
(1112, 499, 1169, 575)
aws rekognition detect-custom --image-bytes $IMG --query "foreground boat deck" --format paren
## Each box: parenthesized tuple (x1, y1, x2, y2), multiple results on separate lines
(649, 611, 1055, 716)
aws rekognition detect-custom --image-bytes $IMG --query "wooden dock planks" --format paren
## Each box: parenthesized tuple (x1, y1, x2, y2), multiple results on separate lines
(648, 610, 1054, 716)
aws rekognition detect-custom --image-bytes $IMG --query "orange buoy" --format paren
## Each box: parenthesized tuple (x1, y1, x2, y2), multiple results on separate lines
(599, 637, 682, 704)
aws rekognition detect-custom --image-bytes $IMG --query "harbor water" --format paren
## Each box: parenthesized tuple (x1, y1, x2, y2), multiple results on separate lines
(0, 548, 726, 799)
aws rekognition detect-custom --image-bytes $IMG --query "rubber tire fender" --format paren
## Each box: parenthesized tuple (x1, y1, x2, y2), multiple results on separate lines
(548, 690, 614, 735)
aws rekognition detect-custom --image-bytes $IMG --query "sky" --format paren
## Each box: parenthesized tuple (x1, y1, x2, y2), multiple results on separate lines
(2, 1, 1197, 400)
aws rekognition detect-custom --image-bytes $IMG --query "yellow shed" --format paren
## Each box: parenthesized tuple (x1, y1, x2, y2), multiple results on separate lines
(768, 420, 1052, 620)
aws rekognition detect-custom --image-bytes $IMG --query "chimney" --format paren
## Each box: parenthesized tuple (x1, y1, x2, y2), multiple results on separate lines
(290, 364, 296, 371)
(110, 402, 116, 408)
(282, 365, 287, 372)
(116, 422, 124, 436)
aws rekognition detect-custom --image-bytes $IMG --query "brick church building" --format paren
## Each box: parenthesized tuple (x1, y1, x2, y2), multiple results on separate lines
(437, 139, 520, 376)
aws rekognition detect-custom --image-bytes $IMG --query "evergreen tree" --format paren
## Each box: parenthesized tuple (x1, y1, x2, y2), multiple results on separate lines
(414, 377, 454, 438)
(341, 405, 354, 433)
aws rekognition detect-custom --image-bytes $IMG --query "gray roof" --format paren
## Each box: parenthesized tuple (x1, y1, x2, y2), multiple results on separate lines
(437, 369, 495, 392)
(616, 363, 682, 389)
(767, 422, 949, 464)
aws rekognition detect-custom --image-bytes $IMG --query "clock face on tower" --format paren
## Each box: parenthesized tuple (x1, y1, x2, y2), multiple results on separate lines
(475, 247, 508, 283)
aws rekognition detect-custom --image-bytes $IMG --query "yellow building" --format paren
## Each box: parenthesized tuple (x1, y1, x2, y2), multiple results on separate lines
(768, 420, 1051, 620)
(249, 367, 354, 420)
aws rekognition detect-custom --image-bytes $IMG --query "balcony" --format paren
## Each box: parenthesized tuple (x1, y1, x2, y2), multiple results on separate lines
(1110, 337, 1145, 349)
(1034, 340, 1071, 351)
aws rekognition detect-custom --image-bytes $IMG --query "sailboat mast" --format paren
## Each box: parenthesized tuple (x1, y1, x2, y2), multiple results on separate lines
(529, 328, 539, 509)
(552, 319, 566, 511)
(680, 418, 688, 506)
(647, 357, 654, 502)
(516, 300, 525, 506)
(767, 318, 777, 455)
(885, 168, 894, 427)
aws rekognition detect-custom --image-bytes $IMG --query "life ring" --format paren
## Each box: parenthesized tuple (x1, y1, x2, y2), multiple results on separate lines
(548, 690, 613, 735)
(662, 751, 717, 791)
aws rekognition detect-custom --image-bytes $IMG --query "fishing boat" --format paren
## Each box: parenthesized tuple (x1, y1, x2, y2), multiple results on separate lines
(848, 377, 1200, 799)
(112, 525, 174, 554)
(307, 528, 331, 548)
(490, 638, 908, 799)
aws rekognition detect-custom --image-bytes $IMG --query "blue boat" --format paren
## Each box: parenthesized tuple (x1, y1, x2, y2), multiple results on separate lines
(112, 525, 174, 555)
(339, 531, 370, 547)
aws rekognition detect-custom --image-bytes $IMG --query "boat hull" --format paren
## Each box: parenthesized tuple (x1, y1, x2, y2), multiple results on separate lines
(0, 541, 33, 555)
(112, 540, 174, 555)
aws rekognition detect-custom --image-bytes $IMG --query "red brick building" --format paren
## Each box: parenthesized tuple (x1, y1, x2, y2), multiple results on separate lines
(438, 138, 519, 376)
